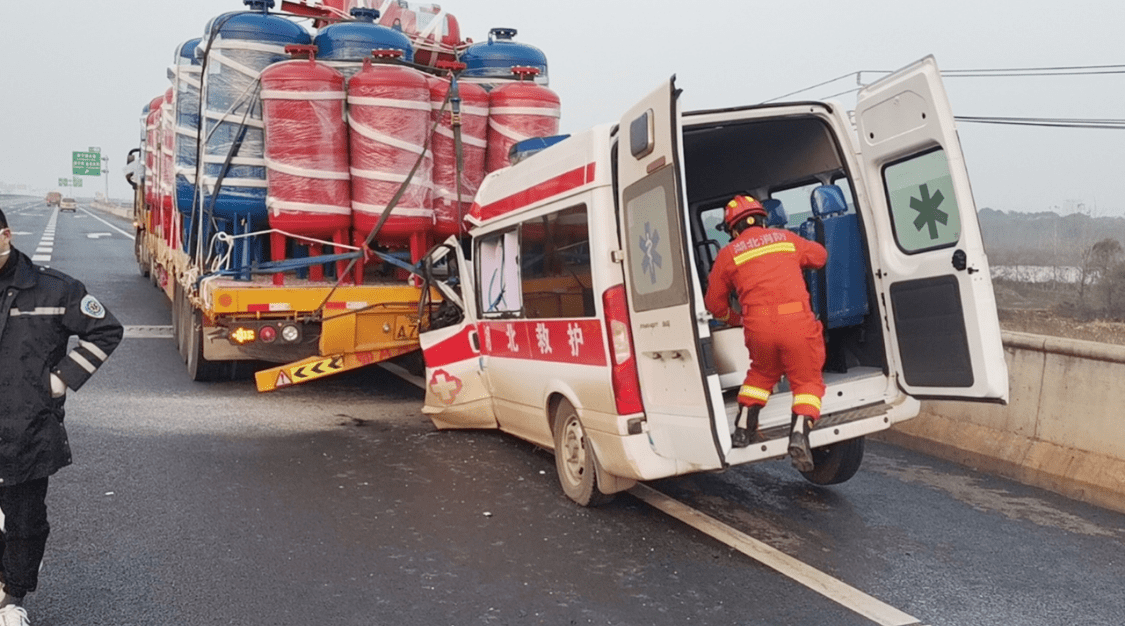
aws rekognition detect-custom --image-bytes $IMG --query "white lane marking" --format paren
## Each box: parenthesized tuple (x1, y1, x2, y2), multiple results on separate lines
(78, 207, 135, 239)
(123, 325, 174, 339)
(630, 485, 925, 626)
(379, 363, 927, 626)
(378, 361, 426, 389)
(87, 233, 112, 239)
(30, 206, 60, 264)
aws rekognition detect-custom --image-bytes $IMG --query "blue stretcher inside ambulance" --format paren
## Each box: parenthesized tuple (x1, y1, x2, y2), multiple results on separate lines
(418, 56, 1009, 507)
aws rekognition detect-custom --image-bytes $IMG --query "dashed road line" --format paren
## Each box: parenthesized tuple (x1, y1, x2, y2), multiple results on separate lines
(31, 207, 59, 262)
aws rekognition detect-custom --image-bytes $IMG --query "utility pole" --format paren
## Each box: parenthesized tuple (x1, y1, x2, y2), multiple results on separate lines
(102, 155, 109, 203)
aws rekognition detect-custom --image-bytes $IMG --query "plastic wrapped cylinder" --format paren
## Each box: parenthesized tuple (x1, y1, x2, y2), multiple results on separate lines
(347, 54, 433, 246)
(314, 8, 413, 79)
(173, 38, 202, 220)
(197, 0, 311, 228)
(375, 2, 462, 68)
(428, 74, 488, 238)
(144, 95, 164, 210)
(159, 88, 177, 246)
(460, 28, 549, 90)
(260, 50, 351, 237)
(485, 73, 560, 173)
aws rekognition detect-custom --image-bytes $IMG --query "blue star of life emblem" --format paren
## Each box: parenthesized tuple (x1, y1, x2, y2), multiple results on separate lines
(639, 222, 662, 284)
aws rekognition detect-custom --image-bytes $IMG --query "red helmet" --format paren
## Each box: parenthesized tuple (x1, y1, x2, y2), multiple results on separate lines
(722, 195, 767, 231)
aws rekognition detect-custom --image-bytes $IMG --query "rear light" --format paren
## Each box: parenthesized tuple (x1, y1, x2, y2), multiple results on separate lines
(229, 327, 256, 344)
(259, 325, 277, 343)
(602, 284, 643, 415)
(281, 324, 300, 343)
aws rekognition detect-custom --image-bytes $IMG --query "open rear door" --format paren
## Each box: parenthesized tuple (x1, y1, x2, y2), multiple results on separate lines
(419, 238, 497, 428)
(616, 77, 726, 467)
(855, 56, 1008, 402)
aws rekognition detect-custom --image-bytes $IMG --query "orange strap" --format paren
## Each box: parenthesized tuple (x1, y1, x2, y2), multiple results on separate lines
(746, 301, 807, 316)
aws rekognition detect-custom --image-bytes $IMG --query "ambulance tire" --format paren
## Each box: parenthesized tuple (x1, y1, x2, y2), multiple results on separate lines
(553, 399, 614, 507)
(798, 436, 865, 486)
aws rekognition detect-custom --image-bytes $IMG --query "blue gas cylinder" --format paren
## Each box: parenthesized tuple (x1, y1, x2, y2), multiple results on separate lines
(198, 0, 311, 231)
(314, 7, 414, 75)
(460, 28, 549, 88)
(174, 37, 202, 227)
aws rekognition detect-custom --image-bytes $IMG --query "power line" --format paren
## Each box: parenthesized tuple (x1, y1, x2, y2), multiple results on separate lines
(766, 63, 1125, 102)
(955, 115, 1125, 130)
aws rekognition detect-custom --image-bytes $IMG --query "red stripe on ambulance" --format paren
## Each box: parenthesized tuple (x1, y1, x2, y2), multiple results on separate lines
(470, 162, 596, 224)
(480, 319, 606, 366)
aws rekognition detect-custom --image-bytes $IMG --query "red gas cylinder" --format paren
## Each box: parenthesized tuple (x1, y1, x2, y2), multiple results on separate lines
(159, 88, 177, 248)
(144, 95, 163, 214)
(428, 65, 488, 238)
(485, 67, 560, 173)
(347, 50, 433, 267)
(260, 45, 351, 283)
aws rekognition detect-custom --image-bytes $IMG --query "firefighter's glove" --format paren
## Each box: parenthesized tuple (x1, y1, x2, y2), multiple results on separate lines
(50, 373, 67, 398)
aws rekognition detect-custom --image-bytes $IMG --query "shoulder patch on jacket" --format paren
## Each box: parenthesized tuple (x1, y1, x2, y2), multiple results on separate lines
(81, 295, 106, 319)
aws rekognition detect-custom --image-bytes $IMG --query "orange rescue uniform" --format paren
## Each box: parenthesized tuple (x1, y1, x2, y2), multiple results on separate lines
(705, 226, 828, 418)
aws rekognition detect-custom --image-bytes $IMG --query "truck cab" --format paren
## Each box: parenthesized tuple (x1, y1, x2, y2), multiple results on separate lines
(419, 56, 1009, 506)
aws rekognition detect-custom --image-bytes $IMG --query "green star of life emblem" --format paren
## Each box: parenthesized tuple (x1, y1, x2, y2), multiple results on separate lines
(909, 183, 948, 240)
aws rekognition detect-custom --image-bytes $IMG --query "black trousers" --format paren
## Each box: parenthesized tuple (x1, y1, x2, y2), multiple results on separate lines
(0, 477, 50, 597)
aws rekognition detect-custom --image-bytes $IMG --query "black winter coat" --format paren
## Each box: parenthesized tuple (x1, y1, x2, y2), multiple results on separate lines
(0, 249, 123, 485)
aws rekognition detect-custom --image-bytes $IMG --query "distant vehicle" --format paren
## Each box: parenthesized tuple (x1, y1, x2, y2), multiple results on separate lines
(45, 191, 61, 206)
(59, 197, 77, 212)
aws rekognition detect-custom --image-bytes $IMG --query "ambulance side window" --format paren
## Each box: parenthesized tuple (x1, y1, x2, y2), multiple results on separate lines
(520, 205, 595, 319)
(478, 228, 523, 316)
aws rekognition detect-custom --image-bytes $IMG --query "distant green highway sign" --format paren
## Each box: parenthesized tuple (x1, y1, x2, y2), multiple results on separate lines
(72, 151, 101, 176)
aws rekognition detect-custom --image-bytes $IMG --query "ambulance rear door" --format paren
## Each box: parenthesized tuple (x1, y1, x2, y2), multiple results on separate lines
(615, 77, 726, 467)
(419, 238, 498, 428)
(854, 56, 1008, 402)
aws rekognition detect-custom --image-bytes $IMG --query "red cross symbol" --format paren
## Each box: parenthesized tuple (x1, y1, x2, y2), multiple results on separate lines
(429, 369, 463, 405)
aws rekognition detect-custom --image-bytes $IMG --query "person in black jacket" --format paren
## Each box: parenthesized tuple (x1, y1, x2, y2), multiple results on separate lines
(0, 208, 123, 625)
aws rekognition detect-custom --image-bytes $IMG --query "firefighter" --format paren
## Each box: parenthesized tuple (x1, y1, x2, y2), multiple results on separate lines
(0, 209, 123, 626)
(704, 195, 827, 471)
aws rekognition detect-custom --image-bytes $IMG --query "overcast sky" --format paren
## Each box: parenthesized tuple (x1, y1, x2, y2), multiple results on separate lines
(2, 0, 1123, 216)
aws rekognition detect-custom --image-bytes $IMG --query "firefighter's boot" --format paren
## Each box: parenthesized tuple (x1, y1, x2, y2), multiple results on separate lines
(788, 413, 816, 472)
(731, 404, 761, 448)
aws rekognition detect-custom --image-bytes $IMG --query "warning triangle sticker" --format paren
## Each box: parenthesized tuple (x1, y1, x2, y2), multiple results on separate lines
(276, 371, 293, 387)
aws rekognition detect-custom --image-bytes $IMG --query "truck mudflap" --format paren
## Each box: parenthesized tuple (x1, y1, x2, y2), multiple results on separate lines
(255, 345, 418, 391)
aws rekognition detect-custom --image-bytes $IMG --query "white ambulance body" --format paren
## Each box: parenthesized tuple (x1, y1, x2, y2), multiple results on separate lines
(419, 56, 1009, 506)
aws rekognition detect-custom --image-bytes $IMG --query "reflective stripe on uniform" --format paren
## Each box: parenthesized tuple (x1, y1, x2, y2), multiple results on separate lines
(739, 385, 771, 403)
(733, 242, 796, 266)
(793, 394, 822, 411)
(9, 307, 66, 316)
(68, 351, 97, 374)
(79, 339, 109, 361)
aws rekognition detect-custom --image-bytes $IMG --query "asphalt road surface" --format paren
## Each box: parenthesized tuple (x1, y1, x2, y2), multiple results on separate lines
(1, 195, 1123, 626)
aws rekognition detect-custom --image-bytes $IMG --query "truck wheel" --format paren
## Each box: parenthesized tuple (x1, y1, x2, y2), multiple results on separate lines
(186, 307, 225, 382)
(798, 436, 865, 486)
(172, 283, 187, 360)
(135, 232, 149, 278)
(553, 399, 613, 507)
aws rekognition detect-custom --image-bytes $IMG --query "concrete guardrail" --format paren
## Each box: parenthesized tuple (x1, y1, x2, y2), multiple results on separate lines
(876, 331, 1125, 515)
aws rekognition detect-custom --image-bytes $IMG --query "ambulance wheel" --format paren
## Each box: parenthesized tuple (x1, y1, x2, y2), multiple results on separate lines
(186, 307, 225, 382)
(553, 399, 613, 507)
(798, 436, 865, 486)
